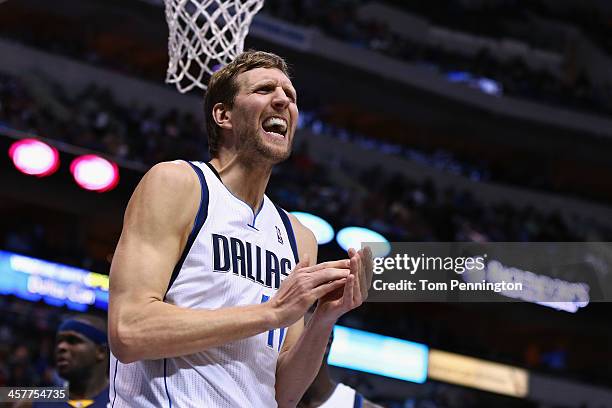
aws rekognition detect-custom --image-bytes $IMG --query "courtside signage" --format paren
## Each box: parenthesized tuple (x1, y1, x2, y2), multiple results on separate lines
(328, 325, 428, 383)
(0, 250, 108, 311)
(428, 349, 529, 398)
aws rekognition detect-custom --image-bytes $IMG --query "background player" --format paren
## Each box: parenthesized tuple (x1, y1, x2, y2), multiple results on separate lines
(108, 50, 373, 407)
(16, 315, 109, 408)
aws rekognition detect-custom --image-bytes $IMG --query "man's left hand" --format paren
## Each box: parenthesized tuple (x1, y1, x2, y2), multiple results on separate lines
(313, 246, 373, 325)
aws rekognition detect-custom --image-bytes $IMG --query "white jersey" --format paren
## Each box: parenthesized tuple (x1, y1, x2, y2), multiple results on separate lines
(110, 161, 299, 408)
(319, 383, 363, 408)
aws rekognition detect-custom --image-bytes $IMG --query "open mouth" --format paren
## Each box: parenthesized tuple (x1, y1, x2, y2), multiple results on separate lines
(262, 116, 288, 138)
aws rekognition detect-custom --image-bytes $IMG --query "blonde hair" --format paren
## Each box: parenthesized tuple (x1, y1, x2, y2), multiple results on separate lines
(204, 50, 290, 157)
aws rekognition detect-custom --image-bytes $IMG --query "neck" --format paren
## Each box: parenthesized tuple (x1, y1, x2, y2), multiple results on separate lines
(299, 363, 337, 408)
(210, 153, 272, 212)
(68, 367, 108, 400)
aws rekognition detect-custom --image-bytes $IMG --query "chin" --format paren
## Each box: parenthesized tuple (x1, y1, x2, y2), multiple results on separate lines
(267, 147, 291, 163)
(57, 368, 73, 380)
(255, 140, 292, 163)
(240, 129, 293, 164)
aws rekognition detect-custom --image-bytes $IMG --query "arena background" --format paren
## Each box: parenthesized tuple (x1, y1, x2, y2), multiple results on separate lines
(1, 0, 612, 406)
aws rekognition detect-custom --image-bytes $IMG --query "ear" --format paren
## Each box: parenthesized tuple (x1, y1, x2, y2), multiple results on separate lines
(212, 102, 232, 130)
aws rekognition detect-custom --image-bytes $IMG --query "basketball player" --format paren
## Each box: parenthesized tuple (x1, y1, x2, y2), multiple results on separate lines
(17, 315, 109, 408)
(298, 312, 383, 408)
(108, 50, 373, 407)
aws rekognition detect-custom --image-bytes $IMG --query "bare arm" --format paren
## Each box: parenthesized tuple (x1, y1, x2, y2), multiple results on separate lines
(275, 215, 374, 408)
(109, 162, 348, 363)
(275, 218, 340, 408)
(275, 221, 326, 407)
(110, 162, 277, 362)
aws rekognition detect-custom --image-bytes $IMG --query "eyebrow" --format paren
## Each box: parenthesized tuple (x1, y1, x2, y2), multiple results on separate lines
(252, 80, 297, 99)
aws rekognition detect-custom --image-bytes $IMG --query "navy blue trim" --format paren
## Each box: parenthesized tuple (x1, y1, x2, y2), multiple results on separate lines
(278, 327, 286, 352)
(354, 392, 364, 408)
(251, 200, 265, 227)
(164, 358, 172, 408)
(204, 161, 221, 181)
(111, 358, 118, 408)
(165, 162, 209, 298)
(274, 204, 299, 264)
(204, 162, 223, 183)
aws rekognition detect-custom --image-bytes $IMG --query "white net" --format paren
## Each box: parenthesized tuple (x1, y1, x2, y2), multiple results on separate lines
(164, 0, 264, 93)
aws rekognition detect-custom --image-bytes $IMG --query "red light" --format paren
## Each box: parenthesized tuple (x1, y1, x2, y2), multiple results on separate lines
(9, 139, 60, 177)
(70, 155, 119, 192)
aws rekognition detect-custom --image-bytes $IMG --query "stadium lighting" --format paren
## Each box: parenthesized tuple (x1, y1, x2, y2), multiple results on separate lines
(70, 155, 119, 192)
(8, 138, 60, 177)
(290, 212, 335, 244)
(336, 226, 390, 257)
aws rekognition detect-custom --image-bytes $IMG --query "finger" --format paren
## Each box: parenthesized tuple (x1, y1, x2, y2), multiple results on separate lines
(362, 246, 374, 289)
(350, 253, 364, 303)
(356, 249, 370, 301)
(356, 250, 368, 300)
(348, 247, 356, 258)
(342, 274, 355, 310)
(312, 278, 347, 299)
(308, 267, 350, 287)
(300, 259, 350, 274)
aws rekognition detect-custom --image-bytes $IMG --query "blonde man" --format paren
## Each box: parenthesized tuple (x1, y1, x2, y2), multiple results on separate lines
(108, 50, 373, 408)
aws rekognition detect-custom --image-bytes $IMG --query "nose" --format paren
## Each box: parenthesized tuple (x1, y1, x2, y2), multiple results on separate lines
(56, 340, 69, 354)
(271, 87, 291, 110)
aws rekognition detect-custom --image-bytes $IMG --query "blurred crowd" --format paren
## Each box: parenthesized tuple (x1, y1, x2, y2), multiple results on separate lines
(0, 72, 491, 181)
(2, 0, 612, 118)
(382, 0, 612, 57)
(3, 71, 611, 207)
(263, 0, 612, 117)
(0, 74, 206, 166)
(0, 296, 64, 388)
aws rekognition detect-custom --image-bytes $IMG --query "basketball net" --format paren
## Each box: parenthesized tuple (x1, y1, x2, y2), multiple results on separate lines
(164, 0, 264, 93)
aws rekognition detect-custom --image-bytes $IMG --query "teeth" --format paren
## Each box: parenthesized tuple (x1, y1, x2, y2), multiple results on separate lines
(263, 117, 287, 133)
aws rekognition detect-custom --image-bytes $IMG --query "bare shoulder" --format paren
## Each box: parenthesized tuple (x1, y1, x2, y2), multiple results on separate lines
(287, 212, 316, 246)
(287, 212, 317, 265)
(138, 160, 199, 200)
(124, 160, 200, 232)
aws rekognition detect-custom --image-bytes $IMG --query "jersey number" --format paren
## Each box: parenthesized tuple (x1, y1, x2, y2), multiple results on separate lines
(261, 294, 286, 351)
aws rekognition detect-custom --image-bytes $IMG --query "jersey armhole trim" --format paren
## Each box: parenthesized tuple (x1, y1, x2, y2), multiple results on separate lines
(274, 204, 300, 264)
(354, 392, 363, 408)
(111, 358, 118, 408)
(163, 358, 173, 408)
(164, 161, 209, 298)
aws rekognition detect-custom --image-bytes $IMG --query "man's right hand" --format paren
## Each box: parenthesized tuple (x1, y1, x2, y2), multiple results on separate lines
(268, 256, 350, 328)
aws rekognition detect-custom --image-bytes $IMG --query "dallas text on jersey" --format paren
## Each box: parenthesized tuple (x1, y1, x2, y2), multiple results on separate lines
(212, 233, 293, 289)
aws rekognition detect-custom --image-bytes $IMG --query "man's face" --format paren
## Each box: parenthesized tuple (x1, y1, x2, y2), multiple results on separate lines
(229, 67, 299, 163)
(55, 330, 100, 381)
